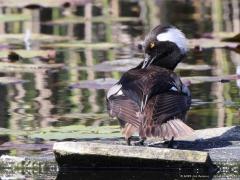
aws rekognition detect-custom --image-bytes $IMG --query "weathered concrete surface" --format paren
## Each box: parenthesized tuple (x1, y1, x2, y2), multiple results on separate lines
(53, 142, 215, 179)
(53, 142, 209, 163)
(53, 126, 240, 174)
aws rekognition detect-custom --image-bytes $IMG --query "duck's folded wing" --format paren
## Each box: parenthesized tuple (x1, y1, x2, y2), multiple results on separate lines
(151, 92, 190, 122)
(107, 95, 141, 128)
(119, 67, 182, 107)
(140, 92, 192, 139)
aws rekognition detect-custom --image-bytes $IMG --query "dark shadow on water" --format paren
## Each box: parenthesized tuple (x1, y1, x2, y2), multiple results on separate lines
(56, 169, 212, 180)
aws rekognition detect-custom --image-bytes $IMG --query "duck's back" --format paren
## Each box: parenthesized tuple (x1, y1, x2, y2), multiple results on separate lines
(107, 66, 192, 140)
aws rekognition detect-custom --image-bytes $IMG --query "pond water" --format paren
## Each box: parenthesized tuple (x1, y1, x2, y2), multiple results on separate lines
(0, 0, 239, 179)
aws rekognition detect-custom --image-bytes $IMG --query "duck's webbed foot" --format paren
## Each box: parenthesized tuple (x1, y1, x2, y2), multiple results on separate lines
(164, 136, 174, 148)
(127, 137, 132, 146)
(134, 138, 145, 146)
(147, 137, 175, 148)
(126, 137, 146, 146)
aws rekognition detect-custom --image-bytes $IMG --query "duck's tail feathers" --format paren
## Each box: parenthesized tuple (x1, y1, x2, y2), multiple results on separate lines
(157, 119, 193, 140)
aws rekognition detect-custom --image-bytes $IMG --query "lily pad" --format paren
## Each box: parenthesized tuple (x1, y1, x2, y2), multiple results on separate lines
(69, 78, 117, 89)
(0, 142, 52, 151)
(0, 14, 30, 22)
(44, 41, 121, 49)
(58, 113, 109, 121)
(46, 16, 141, 25)
(0, 50, 56, 59)
(0, 0, 92, 7)
(29, 125, 121, 140)
(0, 127, 26, 136)
(182, 74, 239, 84)
(202, 32, 240, 43)
(70, 74, 240, 90)
(227, 45, 240, 54)
(177, 63, 212, 71)
(76, 59, 212, 72)
(0, 34, 71, 44)
(0, 123, 121, 141)
(0, 62, 64, 73)
(0, 77, 28, 85)
(202, 32, 237, 39)
(222, 33, 240, 43)
(93, 58, 140, 72)
(188, 38, 239, 49)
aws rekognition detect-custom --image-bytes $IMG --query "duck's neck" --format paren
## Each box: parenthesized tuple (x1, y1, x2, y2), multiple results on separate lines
(136, 50, 184, 71)
(151, 48, 184, 70)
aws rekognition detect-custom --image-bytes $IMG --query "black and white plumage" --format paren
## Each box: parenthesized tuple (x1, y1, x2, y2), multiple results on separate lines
(141, 25, 187, 70)
(106, 25, 193, 145)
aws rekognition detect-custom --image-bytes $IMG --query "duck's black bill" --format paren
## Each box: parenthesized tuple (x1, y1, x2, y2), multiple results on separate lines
(142, 54, 156, 69)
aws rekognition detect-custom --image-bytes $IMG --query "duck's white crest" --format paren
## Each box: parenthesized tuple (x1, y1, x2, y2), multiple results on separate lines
(156, 27, 188, 54)
(107, 84, 122, 99)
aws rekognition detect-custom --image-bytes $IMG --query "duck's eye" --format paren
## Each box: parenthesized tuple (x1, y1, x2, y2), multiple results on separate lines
(150, 42, 155, 49)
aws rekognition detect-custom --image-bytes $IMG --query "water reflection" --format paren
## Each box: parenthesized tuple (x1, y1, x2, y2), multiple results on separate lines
(56, 169, 213, 180)
(0, 0, 238, 160)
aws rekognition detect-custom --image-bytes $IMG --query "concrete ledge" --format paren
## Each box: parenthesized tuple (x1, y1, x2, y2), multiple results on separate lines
(53, 126, 240, 172)
(53, 142, 208, 163)
(53, 142, 214, 173)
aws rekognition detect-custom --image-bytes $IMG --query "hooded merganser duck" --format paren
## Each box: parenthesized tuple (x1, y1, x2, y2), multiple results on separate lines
(106, 25, 193, 145)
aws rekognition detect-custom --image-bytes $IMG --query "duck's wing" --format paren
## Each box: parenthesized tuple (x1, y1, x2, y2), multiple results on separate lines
(148, 91, 190, 123)
(118, 66, 183, 110)
(140, 91, 192, 139)
(107, 95, 141, 128)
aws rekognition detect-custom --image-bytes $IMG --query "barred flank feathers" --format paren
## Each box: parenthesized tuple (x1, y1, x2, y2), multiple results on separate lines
(107, 96, 141, 128)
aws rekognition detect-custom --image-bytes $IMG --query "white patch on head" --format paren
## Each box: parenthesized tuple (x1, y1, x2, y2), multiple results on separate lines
(107, 84, 123, 99)
(156, 27, 188, 54)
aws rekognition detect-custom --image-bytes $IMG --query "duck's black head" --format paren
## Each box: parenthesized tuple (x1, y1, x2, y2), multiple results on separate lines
(140, 25, 188, 70)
